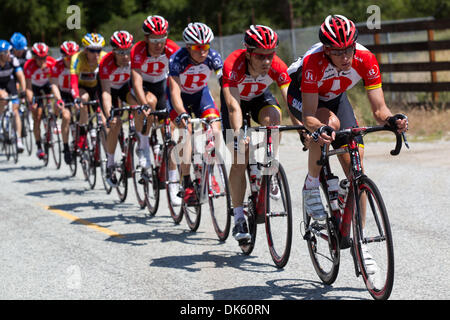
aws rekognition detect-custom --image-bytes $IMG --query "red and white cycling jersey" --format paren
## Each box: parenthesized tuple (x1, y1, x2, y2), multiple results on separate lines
(222, 49, 291, 101)
(291, 42, 382, 101)
(99, 52, 131, 89)
(24, 56, 56, 87)
(131, 39, 180, 83)
(51, 58, 72, 94)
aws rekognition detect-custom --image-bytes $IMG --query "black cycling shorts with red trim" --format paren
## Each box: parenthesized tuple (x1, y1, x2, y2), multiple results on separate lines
(220, 88, 280, 138)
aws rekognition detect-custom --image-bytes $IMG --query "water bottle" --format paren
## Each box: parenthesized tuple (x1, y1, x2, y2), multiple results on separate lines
(327, 175, 339, 211)
(249, 164, 261, 192)
(338, 179, 350, 211)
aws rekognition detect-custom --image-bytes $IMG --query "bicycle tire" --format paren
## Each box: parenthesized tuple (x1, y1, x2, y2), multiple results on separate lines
(303, 178, 340, 285)
(49, 116, 62, 169)
(22, 108, 33, 156)
(98, 127, 112, 194)
(353, 176, 394, 300)
(68, 122, 77, 177)
(115, 134, 128, 203)
(208, 152, 231, 241)
(81, 127, 97, 189)
(265, 162, 292, 268)
(42, 120, 50, 167)
(131, 137, 149, 210)
(7, 113, 19, 163)
(182, 154, 202, 231)
(165, 141, 183, 224)
(239, 195, 257, 255)
(145, 139, 161, 216)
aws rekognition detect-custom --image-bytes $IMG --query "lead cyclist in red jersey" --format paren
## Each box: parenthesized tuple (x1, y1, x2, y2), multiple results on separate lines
(287, 15, 408, 275)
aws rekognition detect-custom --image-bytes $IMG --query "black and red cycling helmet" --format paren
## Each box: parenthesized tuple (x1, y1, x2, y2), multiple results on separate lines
(110, 31, 133, 50)
(142, 15, 169, 35)
(31, 42, 49, 57)
(60, 41, 79, 56)
(319, 15, 358, 48)
(244, 25, 278, 50)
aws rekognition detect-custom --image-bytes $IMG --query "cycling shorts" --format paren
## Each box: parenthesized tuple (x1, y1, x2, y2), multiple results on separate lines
(167, 86, 219, 121)
(0, 78, 19, 104)
(220, 88, 281, 133)
(287, 82, 363, 149)
(134, 79, 167, 111)
(32, 83, 52, 108)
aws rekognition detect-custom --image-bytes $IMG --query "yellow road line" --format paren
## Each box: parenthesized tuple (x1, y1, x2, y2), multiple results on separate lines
(37, 203, 124, 239)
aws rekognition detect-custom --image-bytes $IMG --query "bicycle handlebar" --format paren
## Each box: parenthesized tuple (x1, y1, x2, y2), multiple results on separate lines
(0, 95, 19, 101)
(189, 117, 222, 126)
(33, 94, 55, 101)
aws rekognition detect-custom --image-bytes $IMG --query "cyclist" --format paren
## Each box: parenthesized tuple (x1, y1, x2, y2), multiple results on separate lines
(100, 30, 138, 187)
(70, 33, 107, 152)
(24, 42, 57, 159)
(50, 41, 80, 164)
(10, 32, 32, 69)
(220, 25, 292, 242)
(167, 22, 222, 206)
(0, 40, 26, 152)
(287, 15, 407, 275)
(131, 15, 180, 170)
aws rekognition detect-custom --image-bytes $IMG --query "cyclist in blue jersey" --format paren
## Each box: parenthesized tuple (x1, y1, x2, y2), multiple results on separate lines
(10, 33, 32, 69)
(0, 40, 26, 152)
(167, 22, 223, 206)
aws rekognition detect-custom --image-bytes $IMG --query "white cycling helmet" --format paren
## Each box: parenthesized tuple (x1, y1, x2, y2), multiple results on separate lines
(182, 22, 214, 45)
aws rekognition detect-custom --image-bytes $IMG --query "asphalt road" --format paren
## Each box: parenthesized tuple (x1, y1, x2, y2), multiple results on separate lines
(1, 133, 449, 300)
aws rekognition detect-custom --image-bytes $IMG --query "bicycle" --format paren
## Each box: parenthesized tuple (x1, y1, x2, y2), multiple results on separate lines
(108, 104, 152, 204)
(172, 117, 232, 240)
(34, 94, 62, 169)
(19, 97, 34, 156)
(66, 100, 102, 189)
(0, 95, 20, 163)
(237, 118, 305, 268)
(301, 124, 409, 300)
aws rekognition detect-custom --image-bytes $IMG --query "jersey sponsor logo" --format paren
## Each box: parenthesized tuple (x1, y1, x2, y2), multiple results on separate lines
(240, 82, 267, 97)
(366, 65, 379, 79)
(142, 61, 165, 75)
(112, 73, 130, 83)
(278, 73, 288, 83)
(183, 73, 207, 89)
(304, 69, 316, 82)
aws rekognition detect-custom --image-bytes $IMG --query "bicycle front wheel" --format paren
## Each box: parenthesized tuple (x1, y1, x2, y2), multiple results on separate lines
(353, 176, 394, 300)
(165, 141, 183, 224)
(98, 127, 112, 194)
(265, 162, 292, 268)
(302, 179, 340, 285)
(22, 108, 33, 156)
(115, 136, 128, 203)
(131, 137, 150, 210)
(208, 153, 231, 241)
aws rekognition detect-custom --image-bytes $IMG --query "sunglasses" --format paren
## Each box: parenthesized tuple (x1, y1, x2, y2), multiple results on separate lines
(326, 44, 355, 56)
(148, 36, 167, 44)
(190, 44, 210, 51)
(250, 51, 276, 61)
(88, 48, 102, 54)
(114, 49, 131, 55)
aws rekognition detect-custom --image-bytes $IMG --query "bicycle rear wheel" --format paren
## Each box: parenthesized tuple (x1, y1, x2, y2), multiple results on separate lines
(115, 135, 128, 203)
(98, 127, 112, 194)
(165, 141, 183, 224)
(208, 153, 231, 241)
(353, 176, 394, 300)
(81, 128, 96, 189)
(239, 195, 257, 255)
(22, 108, 33, 156)
(182, 161, 201, 232)
(131, 137, 149, 210)
(265, 162, 292, 268)
(49, 117, 62, 169)
(302, 179, 340, 285)
(68, 123, 77, 177)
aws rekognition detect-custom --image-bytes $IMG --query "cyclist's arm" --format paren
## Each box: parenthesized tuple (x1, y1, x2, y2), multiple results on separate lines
(222, 85, 242, 133)
(101, 79, 113, 119)
(49, 77, 63, 103)
(366, 87, 393, 124)
(15, 69, 26, 92)
(25, 78, 33, 105)
(131, 68, 146, 106)
(168, 75, 186, 116)
(69, 55, 80, 99)
(301, 92, 321, 132)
